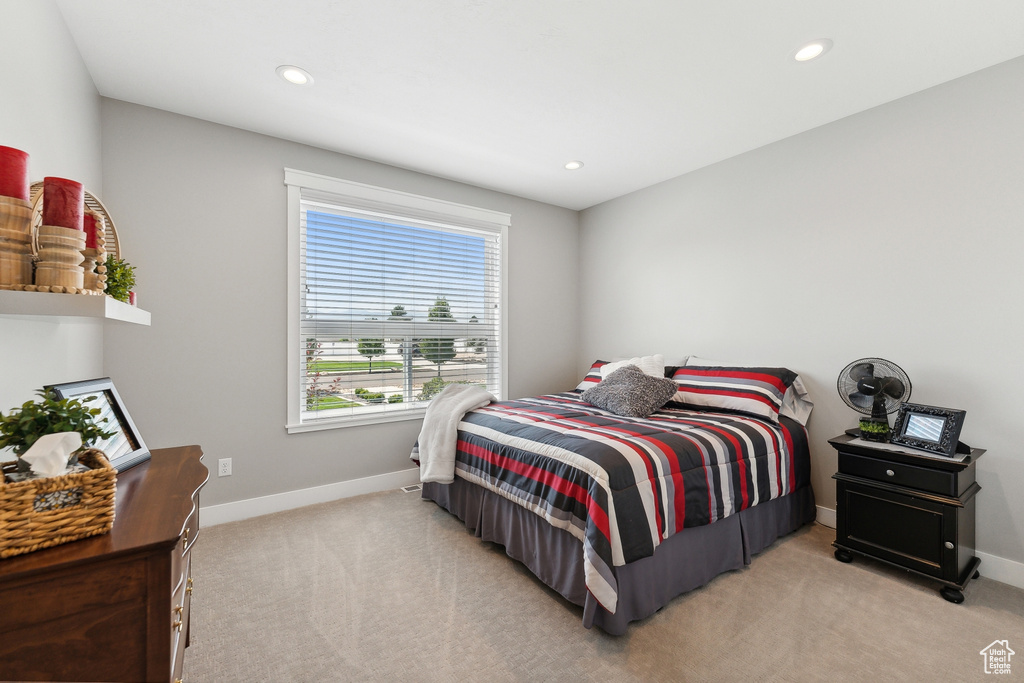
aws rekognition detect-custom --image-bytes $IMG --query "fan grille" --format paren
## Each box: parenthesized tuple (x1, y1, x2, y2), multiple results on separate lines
(837, 357, 912, 416)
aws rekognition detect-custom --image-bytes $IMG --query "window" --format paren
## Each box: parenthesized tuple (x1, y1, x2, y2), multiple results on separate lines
(285, 169, 508, 432)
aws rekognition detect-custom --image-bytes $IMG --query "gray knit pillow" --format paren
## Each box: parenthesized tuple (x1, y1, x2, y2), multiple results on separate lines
(581, 364, 677, 418)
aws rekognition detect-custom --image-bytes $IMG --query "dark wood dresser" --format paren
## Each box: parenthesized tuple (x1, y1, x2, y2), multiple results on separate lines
(0, 446, 207, 682)
(830, 434, 983, 603)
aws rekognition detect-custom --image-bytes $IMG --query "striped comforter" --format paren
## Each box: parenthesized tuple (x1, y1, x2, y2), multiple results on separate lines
(452, 392, 811, 614)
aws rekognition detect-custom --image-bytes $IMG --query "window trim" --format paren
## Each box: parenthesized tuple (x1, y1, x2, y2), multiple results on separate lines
(284, 169, 509, 433)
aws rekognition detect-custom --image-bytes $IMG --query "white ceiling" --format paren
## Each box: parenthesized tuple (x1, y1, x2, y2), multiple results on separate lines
(56, 0, 1024, 210)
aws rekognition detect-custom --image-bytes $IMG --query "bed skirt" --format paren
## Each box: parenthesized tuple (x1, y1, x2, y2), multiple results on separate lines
(422, 479, 816, 635)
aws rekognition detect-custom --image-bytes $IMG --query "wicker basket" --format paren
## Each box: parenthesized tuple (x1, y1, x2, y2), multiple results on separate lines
(0, 448, 116, 558)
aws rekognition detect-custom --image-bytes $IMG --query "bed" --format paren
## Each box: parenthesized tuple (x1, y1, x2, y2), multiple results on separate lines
(417, 360, 816, 635)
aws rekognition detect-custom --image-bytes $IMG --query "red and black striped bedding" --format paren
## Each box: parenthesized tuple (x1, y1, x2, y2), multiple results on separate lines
(452, 391, 811, 614)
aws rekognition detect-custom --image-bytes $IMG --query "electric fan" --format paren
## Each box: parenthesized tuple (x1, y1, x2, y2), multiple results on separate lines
(837, 358, 912, 441)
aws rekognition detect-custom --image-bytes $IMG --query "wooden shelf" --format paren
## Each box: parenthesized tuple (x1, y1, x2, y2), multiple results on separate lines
(0, 289, 150, 325)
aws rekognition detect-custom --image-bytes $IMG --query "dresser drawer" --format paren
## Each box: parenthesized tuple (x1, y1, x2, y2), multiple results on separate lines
(838, 451, 957, 496)
(171, 504, 200, 594)
(170, 555, 192, 682)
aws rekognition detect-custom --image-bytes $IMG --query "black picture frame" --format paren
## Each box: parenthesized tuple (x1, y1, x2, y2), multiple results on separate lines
(890, 402, 966, 458)
(46, 377, 150, 472)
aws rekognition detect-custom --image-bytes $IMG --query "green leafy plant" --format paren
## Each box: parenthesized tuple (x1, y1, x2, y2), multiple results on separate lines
(418, 377, 449, 400)
(102, 255, 136, 303)
(0, 389, 115, 456)
(387, 394, 403, 404)
(859, 418, 890, 442)
(419, 297, 457, 377)
(356, 338, 385, 371)
(418, 378, 483, 401)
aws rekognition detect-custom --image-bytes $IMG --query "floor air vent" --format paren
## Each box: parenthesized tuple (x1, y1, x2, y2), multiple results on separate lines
(401, 484, 422, 493)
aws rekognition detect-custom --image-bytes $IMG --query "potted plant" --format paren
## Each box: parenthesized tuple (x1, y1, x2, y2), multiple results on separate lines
(0, 389, 115, 471)
(102, 255, 136, 303)
(858, 417, 890, 442)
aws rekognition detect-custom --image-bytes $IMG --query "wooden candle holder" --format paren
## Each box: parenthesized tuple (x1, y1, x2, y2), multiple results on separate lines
(82, 247, 107, 293)
(0, 196, 33, 288)
(82, 209, 107, 294)
(34, 224, 86, 292)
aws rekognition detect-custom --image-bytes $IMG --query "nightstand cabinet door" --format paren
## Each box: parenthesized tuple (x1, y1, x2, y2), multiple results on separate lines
(836, 479, 958, 581)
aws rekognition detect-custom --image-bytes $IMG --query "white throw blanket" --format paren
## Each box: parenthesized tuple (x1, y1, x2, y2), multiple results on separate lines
(412, 384, 495, 483)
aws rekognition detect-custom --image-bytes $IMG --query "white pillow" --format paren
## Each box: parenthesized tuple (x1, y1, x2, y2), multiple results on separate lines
(685, 356, 813, 426)
(601, 354, 665, 380)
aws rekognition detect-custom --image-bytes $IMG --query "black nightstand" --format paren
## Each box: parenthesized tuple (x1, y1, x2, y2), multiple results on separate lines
(829, 433, 984, 603)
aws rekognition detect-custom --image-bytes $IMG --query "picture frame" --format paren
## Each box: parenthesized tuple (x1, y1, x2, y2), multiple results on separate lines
(890, 402, 966, 458)
(46, 377, 150, 472)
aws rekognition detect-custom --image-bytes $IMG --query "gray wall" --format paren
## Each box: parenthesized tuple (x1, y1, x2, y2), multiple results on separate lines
(579, 56, 1024, 566)
(0, 0, 104, 416)
(100, 100, 579, 506)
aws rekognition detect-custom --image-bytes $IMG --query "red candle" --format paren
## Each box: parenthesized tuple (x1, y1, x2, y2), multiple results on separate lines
(42, 177, 84, 230)
(0, 146, 30, 201)
(84, 212, 100, 249)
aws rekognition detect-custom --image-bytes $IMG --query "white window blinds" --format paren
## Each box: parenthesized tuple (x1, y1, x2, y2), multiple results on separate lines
(285, 169, 508, 431)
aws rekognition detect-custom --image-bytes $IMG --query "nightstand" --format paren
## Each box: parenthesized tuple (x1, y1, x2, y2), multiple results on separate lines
(829, 433, 984, 603)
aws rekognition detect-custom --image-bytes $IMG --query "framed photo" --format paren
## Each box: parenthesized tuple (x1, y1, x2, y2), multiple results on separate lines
(890, 402, 966, 457)
(46, 377, 150, 472)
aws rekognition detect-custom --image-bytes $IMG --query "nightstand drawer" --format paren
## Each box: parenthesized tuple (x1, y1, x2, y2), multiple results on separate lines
(838, 451, 957, 496)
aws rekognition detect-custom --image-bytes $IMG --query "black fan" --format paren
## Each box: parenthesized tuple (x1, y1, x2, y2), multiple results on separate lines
(837, 358, 912, 441)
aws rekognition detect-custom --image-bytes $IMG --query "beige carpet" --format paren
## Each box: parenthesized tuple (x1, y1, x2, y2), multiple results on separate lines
(185, 489, 1023, 682)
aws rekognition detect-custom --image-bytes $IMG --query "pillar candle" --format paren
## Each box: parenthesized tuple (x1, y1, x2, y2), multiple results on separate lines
(0, 146, 30, 201)
(84, 213, 100, 249)
(42, 177, 84, 230)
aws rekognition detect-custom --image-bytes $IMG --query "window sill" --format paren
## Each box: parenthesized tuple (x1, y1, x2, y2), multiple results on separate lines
(286, 405, 427, 433)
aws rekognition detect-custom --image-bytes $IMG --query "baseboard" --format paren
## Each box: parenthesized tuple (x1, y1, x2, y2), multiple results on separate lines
(200, 467, 421, 527)
(815, 505, 836, 528)
(814, 505, 1023, 590)
(976, 551, 1024, 590)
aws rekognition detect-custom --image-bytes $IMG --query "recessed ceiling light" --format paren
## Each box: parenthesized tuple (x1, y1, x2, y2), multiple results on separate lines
(564, 161, 584, 170)
(794, 39, 833, 62)
(276, 65, 313, 85)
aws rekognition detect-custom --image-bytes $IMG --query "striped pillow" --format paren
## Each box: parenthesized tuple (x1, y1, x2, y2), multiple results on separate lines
(670, 366, 798, 422)
(574, 360, 609, 391)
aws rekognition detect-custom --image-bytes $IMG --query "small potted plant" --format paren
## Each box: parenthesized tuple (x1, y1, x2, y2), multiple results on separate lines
(858, 417, 890, 442)
(101, 255, 136, 303)
(0, 389, 114, 472)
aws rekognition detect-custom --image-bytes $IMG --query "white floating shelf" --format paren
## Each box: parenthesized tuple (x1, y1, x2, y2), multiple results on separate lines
(0, 290, 151, 326)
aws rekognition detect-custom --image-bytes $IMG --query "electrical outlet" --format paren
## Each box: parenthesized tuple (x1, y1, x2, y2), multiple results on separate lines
(218, 458, 232, 477)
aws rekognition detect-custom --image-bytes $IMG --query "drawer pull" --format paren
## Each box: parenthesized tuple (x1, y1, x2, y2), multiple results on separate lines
(885, 469, 895, 477)
(944, 541, 955, 550)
